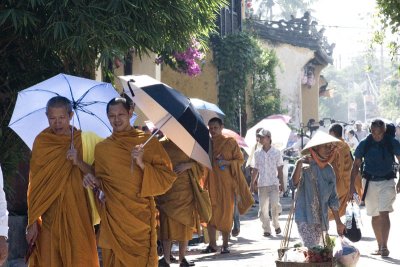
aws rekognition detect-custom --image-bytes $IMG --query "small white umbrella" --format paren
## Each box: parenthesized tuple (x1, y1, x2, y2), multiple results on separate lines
(244, 118, 291, 155)
(9, 73, 119, 150)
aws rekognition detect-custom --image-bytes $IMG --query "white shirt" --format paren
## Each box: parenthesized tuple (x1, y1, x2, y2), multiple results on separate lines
(254, 146, 284, 187)
(0, 165, 8, 238)
(347, 136, 359, 150)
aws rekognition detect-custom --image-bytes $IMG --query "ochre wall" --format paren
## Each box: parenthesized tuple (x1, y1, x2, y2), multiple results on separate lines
(301, 65, 324, 125)
(160, 52, 218, 103)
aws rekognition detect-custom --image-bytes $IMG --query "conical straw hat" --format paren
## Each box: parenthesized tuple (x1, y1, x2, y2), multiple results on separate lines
(301, 130, 340, 154)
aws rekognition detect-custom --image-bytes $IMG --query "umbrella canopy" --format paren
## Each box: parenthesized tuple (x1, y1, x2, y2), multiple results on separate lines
(266, 114, 291, 124)
(244, 119, 291, 155)
(222, 128, 248, 148)
(9, 73, 119, 150)
(119, 75, 211, 169)
(190, 98, 225, 124)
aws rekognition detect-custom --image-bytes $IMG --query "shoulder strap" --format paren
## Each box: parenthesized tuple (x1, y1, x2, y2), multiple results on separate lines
(362, 135, 373, 158)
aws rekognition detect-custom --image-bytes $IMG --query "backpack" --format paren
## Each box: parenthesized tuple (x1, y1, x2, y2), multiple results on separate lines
(360, 123, 396, 175)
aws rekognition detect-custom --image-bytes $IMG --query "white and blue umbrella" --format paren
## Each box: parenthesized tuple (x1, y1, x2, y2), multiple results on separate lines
(190, 98, 225, 124)
(9, 73, 119, 150)
(119, 75, 211, 169)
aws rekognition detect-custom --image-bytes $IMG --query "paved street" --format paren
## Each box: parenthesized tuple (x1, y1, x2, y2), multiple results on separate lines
(182, 195, 400, 267)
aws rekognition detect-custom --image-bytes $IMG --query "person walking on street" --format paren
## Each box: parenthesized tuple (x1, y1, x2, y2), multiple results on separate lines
(350, 119, 400, 257)
(292, 131, 345, 248)
(157, 139, 203, 267)
(250, 129, 283, 237)
(328, 123, 363, 219)
(354, 121, 367, 141)
(26, 96, 100, 267)
(83, 97, 177, 266)
(202, 117, 253, 254)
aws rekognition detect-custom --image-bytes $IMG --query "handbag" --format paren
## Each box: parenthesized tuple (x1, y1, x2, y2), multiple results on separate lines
(189, 174, 212, 222)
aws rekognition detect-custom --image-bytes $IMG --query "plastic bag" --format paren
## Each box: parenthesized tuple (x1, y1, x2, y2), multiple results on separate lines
(283, 248, 306, 262)
(344, 201, 362, 242)
(333, 236, 360, 266)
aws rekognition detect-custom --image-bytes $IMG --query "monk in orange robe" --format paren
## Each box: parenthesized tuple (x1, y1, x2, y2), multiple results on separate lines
(202, 117, 254, 254)
(83, 97, 176, 267)
(328, 123, 363, 219)
(157, 139, 203, 267)
(26, 96, 99, 267)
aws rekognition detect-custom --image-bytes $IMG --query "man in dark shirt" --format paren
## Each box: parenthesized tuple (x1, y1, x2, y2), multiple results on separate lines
(350, 119, 400, 257)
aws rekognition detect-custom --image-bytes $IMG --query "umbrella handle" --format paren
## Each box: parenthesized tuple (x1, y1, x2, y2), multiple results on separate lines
(142, 128, 160, 147)
(131, 128, 160, 174)
(70, 125, 74, 150)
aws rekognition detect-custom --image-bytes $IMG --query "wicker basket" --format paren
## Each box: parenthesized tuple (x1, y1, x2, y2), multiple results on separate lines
(275, 259, 336, 267)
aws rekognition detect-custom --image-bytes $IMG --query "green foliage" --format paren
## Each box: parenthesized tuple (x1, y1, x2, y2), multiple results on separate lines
(0, 0, 225, 214)
(375, 0, 400, 62)
(212, 32, 280, 131)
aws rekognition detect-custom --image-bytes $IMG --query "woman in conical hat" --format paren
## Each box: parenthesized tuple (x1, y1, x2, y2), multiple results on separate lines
(292, 131, 346, 248)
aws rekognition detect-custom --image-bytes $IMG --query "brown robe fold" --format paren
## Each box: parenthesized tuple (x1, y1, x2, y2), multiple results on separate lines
(95, 128, 176, 267)
(28, 128, 98, 267)
(329, 139, 363, 220)
(204, 135, 254, 233)
(157, 139, 203, 241)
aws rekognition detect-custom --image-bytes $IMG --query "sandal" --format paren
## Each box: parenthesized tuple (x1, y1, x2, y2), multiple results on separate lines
(180, 257, 195, 267)
(221, 246, 230, 254)
(201, 245, 217, 254)
(170, 255, 178, 263)
(370, 249, 381, 255)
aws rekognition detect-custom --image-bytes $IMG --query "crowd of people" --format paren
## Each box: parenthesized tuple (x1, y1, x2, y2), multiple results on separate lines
(14, 93, 400, 267)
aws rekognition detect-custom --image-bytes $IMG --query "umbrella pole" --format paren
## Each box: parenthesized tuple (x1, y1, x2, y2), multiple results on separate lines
(131, 115, 171, 174)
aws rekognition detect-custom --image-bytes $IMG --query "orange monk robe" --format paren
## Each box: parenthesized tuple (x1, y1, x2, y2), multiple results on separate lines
(95, 129, 177, 267)
(329, 139, 363, 220)
(157, 139, 203, 241)
(28, 128, 99, 267)
(204, 135, 254, 233)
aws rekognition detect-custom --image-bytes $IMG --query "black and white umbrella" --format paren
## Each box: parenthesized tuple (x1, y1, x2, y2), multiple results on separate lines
(119, 75, 211, 169)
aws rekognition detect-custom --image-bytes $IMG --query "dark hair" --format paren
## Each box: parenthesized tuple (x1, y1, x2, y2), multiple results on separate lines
(46, 96, 73, 114)
(208, 117, 223, 126)
(370, 119, 386, 130)
(329, 123, 343, 138)
(106, 96, 133, 114)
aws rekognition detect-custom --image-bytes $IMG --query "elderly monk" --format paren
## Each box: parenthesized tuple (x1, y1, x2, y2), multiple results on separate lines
(26, 96, 99, 267)
(83, 97, 176, 267)
(328, 123, 363, 219)
(202, 117, 254, 254)
(157, 139, 203, 267)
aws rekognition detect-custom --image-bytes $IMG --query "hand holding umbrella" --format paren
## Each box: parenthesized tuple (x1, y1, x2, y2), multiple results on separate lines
(131, 144, 145, 171)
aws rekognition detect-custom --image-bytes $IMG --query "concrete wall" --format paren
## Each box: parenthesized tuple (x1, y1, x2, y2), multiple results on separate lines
(259, 41, 321, 127)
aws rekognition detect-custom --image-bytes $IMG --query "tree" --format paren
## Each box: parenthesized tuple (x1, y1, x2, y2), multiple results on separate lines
(212, 32, 280, 132)
(376, 0, 400, 60)
(0, 0, 225, 213)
